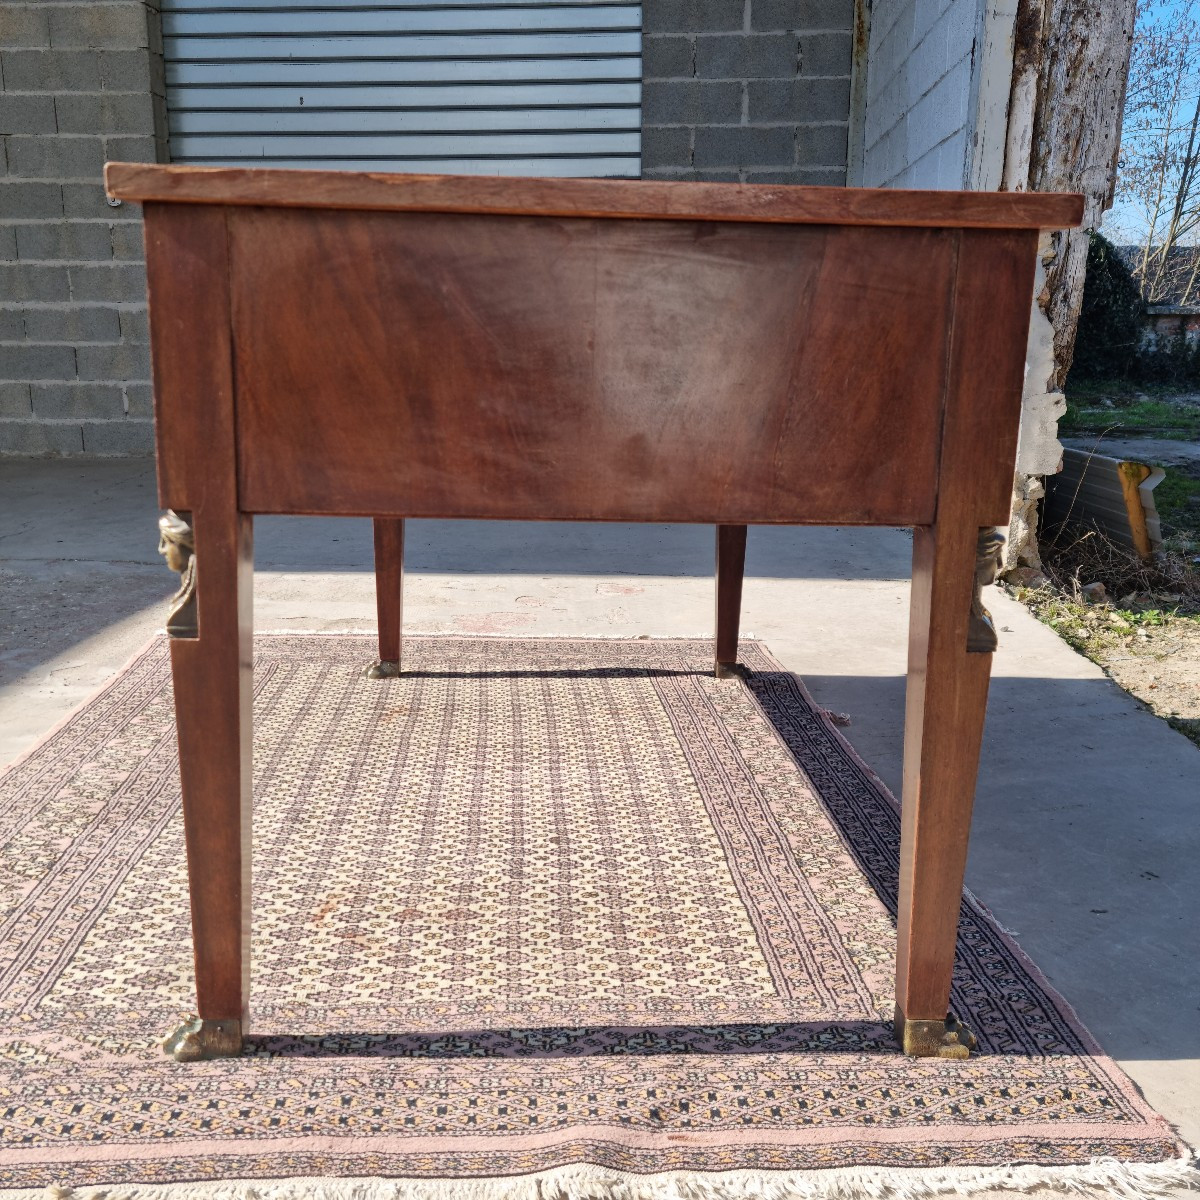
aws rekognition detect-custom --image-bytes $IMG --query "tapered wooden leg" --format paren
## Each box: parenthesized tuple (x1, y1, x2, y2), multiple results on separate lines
(715, 524, 747, 678)
(162, 508, 253, 1061)
(894, 523, 995, 1059)
(368, 517, 404, 679)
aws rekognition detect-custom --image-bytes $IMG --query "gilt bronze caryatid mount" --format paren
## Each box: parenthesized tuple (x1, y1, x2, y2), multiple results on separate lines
(968, 528, 1005, 654)
(158, 510, 198, 639)
(163, 1015, 242, 1062)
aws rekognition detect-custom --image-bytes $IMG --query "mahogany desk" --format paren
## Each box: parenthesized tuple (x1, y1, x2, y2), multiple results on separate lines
(105, 163, 1082, 1064)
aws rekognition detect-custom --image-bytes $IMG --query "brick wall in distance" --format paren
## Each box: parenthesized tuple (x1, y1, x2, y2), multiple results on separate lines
(640, 0, 853, 183)
(1, 1, 166, 455)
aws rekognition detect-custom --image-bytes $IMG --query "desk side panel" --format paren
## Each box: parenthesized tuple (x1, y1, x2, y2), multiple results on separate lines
(231, 210, 955, 523)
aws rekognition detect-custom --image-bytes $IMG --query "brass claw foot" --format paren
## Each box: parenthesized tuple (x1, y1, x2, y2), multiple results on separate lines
(894, 1007, 977, 1059)
(366, 659, 400, 679)
(163, 1016, 242, 1062)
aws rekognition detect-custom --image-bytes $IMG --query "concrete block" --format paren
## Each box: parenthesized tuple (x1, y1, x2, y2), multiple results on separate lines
(0, 308, 24, 340)
(936, 128, 968, 188)
(913, 0, 941, 42)
(76, 340, 149, 381)
(68, 263, 147, 302)
(81, 418, 154, 453)
(0, 225, 15, 260)
(790, 166, 849, 184)
(0, 49, 101, 91)
(643, 81, 742, 125)
(48, 4, 149, 50)
(696, 33, 796, 79)
(645, 0, 744, 33)
(17, 221, 113, 261)
(31, 381, 124, 418)
(908, 59, 968, 160)
(795, 122, 849, 168)
(0, 342, 76, 380)
(908, 23, 952, 100)
(693, 125, 794, 168)
(748, 76, 850, 123)
(98, 49, 152, 91)
(0, 419, 83, 455)
(6, 135, 106, 180)
(103, 135, 157, 163)
(641, 126, 692, 169)
(942, 0, 980, 60)
(0, 262, 70, 301)
(864, 67, 904, 148)
(740, 168, 804, 182)
(0, 5, 50, 49)
(0, 94, 57, 135)
(642, 35, 694, 78)
(798, 30, 852, 76)
(124, 381, 152, 416)
(752, 0, 854, 31)
(22, 305, 122, 343)
(0, 381, 33, 418)
(64, 182, 134, 218)
(110, 223, 145, 260)
(55, 93, 156, 135)
(118, 306, 149, 343)
(0, 181, 63, 218)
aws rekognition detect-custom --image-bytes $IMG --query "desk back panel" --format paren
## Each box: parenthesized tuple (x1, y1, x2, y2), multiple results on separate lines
(228, 207, 959, 523)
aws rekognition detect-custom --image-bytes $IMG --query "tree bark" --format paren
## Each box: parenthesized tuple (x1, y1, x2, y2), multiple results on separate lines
(1001, 0, 1137, 570)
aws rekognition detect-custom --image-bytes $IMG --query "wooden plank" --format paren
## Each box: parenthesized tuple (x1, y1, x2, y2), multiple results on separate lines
(143, 204, 253, 1031)
(894, 229, 1038, 1046)
(227, 208, 957, 523)
(715, 525, 747, 676)
(372, 517, 405, 671)
(107, 163, 1085, 229)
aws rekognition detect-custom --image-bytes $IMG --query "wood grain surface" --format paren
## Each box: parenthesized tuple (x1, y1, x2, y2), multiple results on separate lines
(895, 230, 1039, 1026)
(229, 208, 959, 523)
(144, 204, 252, 1025)
(107, 162, 1084, 230)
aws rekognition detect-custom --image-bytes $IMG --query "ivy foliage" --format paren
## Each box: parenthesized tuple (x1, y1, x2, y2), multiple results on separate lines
(1071, 233, 1145, 380)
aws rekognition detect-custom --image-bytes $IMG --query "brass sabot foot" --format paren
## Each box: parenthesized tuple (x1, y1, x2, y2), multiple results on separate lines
(714, 660, 743, 680)
(894, 1006, 977, 1059)
(163, 1016, 243, 1062)
(366, 659, 400, 679)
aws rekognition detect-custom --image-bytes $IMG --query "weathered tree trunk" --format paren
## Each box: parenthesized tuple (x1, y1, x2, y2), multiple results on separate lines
(1000, 0, 1136, 571)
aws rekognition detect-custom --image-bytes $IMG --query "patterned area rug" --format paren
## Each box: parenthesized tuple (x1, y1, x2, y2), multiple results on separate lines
(0, 635, 1188, 1199)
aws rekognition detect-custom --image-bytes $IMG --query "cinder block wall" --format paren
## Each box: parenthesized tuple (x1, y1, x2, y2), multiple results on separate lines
(641, 0, 853, 183)
(861, 0, 983, 188)
(0, 1, 165, 456)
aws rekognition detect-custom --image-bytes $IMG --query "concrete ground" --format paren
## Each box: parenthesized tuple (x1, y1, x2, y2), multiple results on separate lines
(1062, 434, 1200, 470)
(2, 458, 1197, 1169)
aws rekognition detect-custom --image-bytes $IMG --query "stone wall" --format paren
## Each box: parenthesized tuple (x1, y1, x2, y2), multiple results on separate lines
(641, 0, 854, 183)
(0, 1, 165, 455)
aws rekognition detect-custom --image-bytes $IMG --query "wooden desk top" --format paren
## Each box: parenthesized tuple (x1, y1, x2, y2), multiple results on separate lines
(106, 163, 1083, 230)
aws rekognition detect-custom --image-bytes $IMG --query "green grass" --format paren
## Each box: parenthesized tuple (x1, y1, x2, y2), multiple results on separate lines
(1061, 395, 1200, 436)
(1153, 469, 1200, 538)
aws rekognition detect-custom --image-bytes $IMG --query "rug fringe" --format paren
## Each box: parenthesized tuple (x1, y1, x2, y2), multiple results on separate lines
(18, 1154, 1197, 1200)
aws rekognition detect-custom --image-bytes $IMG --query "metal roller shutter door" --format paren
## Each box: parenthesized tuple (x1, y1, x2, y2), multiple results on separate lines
(162, 1, 641, 177)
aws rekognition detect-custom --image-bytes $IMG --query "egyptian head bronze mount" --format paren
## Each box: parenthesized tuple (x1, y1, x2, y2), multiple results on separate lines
(968, 528, 1005, 653)
(158, 510, 198, 639)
